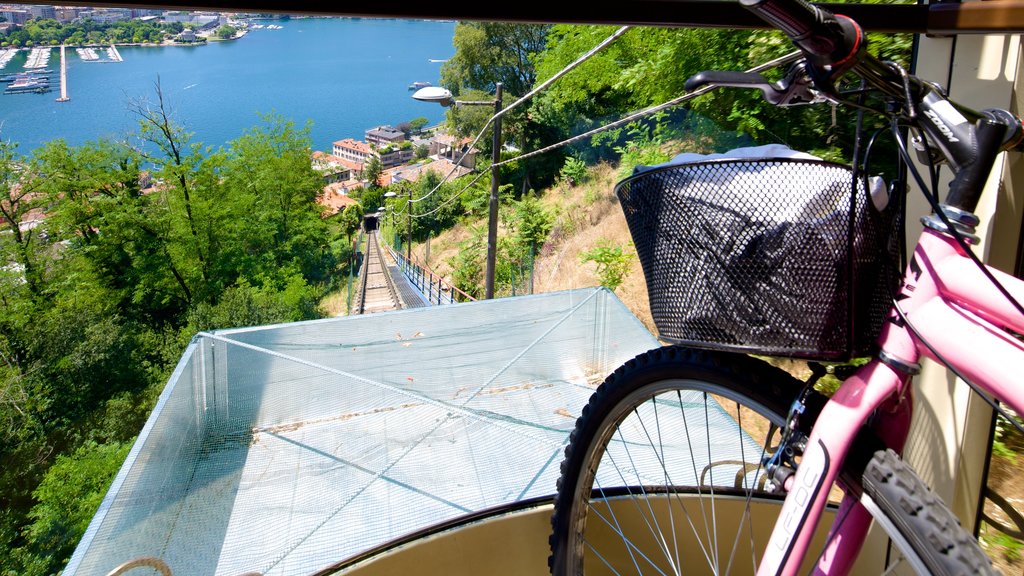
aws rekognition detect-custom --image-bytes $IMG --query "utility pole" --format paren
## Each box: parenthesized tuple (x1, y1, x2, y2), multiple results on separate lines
(484, 82, 503, 300)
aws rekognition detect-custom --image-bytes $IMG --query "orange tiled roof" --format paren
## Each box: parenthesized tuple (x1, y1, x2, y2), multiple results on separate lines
(333, 138, 372, 154)
(319, 182, 362, 214)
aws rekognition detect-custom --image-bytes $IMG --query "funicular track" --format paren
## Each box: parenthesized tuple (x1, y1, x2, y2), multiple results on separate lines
(354, 231, 403, 314)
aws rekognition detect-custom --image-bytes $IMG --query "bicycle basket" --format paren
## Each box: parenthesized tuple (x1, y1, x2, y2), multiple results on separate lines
(616, 158, 899, 361)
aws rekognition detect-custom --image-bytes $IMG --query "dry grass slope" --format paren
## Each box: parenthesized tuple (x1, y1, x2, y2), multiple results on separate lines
(408, 162, 654, 332)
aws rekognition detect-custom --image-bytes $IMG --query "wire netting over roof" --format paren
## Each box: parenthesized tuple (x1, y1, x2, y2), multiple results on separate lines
(66, 288, 666, 576)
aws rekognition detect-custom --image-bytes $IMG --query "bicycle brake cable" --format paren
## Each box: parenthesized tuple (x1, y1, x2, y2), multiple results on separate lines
(890, 118, 1024, 323)
(891, 297, 1024, 436)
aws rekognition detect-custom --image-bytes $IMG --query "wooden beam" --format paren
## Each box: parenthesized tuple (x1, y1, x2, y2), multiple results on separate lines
(7, 0, 1024, 34)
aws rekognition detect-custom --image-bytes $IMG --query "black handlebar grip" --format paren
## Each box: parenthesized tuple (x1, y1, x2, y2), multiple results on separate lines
(741, 0, 861, 68)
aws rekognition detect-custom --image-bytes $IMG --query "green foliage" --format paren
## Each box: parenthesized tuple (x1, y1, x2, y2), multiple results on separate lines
(362, 155, 383, 188)
(0, 87, 338, 575)
(560, 156, 587, 186)
(510, 192, 552, 254)
(17, 441, 131, 575)
(409, 117, 429, 133)
(186, 276, 320, 332)
(993, 409, 1023, 461)
(0, 18, 177, 46)
(447, 230, 485, 299)
(215, 24, 237, 39)
(338, 204, 363, 241)
(580, 240, 633, 292)
(615, 122, 671, 178)
(440, 22, 550, 98)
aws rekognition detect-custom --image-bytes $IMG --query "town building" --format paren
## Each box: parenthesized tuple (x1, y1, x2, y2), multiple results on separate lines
(319, 182, 361, 215)
(375, 144, 415, 168)
(311, 151, 360, 184)
(161, 12, 221, 29)
(365, 125, 406, 146)
(27, 5, 55, 20)
(54, 6, 82, 22)
(332, 139, 373, 169)
(174, 29, 198, 43)
(0, 9, 28, 25)
(380, 158, 472, 187)
(79, 8, 132, 22)
(430, 132, 477, 169)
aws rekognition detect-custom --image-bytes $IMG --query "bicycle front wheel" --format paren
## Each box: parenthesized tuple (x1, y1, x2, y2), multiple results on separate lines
(549, 346, 808, 576)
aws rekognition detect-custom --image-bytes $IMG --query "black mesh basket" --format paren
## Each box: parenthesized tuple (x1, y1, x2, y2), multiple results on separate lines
(617, 158, 899, 361)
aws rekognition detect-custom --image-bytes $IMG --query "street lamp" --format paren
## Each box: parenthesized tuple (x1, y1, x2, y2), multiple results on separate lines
(412, 83, 503, 299)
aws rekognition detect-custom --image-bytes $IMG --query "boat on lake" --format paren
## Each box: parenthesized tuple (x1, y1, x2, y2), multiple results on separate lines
(5, 75, 51, 94)
(408, 81, 432, 90)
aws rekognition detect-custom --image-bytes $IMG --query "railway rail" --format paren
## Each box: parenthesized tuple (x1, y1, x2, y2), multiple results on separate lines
(353, 231, 403, 314)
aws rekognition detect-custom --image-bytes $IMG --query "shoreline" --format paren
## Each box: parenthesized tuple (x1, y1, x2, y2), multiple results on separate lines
(1, 30, 248, 53)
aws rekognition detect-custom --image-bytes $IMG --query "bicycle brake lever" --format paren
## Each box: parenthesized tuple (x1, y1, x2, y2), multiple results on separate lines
(685, 64, 824, 107)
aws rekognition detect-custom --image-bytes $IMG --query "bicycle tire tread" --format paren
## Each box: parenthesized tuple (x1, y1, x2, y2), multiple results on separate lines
(862, 449, 998, 576)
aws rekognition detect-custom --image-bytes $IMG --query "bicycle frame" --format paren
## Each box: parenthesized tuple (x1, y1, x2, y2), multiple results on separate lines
(761, 226, 1024, 576)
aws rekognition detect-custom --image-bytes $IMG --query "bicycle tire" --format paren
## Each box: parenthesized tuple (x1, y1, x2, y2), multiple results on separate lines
(861, 449, 998, 576)
(548, 346, 998, 575)
(549, 346, 806, 576)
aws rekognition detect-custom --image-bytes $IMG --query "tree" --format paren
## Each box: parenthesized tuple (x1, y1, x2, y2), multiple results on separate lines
(15, 441, 131, 575)
(338, 204, 362, 242)
(440, 22, 550, 99)
(215, 24, 237, 39)
(580, 240, 633, 292)
(362, 155, 383, 188)
(409, 117, 429, 133)
(0, 142, 45, 297)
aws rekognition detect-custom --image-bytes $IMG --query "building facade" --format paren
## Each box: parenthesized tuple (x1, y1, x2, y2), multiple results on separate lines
(365, 125, 406, 146)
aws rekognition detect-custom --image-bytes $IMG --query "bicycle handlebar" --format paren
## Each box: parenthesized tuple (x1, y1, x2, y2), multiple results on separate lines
(714, 0, 1024, 213)
(741, 0, 862, 70)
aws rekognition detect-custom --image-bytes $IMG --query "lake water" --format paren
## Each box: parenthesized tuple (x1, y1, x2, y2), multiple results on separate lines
(0, 17, 455, 154)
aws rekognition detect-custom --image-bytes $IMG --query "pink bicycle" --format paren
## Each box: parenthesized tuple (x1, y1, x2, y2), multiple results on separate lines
(548, 0, 1024, 574)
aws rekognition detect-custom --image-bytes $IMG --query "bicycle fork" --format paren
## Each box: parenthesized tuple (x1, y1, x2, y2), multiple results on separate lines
(757, 344, 917, 575)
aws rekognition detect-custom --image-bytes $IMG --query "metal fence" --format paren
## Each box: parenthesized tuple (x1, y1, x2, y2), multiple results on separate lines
(387, 244, 475, 305)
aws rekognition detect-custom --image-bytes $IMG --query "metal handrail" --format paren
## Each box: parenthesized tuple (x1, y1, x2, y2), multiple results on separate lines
(384, 244, 475, 304)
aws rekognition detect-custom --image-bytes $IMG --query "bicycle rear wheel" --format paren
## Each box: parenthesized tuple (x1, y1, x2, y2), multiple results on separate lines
(548, 346, 807, 576)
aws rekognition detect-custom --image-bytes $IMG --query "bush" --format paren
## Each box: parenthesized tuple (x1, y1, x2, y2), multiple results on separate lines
(18, 441, 132, 575)
(580, 239, 633, 292)
(560, 156, 587, 186)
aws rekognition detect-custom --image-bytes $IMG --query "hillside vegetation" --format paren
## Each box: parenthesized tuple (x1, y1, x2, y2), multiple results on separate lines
(408, 162, 654, 330)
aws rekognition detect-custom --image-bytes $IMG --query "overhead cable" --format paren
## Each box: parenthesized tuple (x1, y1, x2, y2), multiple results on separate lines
(405, 25, 633, 206)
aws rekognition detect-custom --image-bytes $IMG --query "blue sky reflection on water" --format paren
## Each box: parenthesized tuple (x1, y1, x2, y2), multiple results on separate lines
(0, 17, 455, 153)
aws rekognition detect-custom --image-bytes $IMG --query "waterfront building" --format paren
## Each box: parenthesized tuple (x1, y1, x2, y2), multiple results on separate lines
(79, 8, 132, 22)
(27, 5, 55, 20)
(332, 138, 372, 169)
(0, 9, 28, 25)
(54, 6, 83, 22)
(365, 125, 406, 146)
(174, 29, 199, 43)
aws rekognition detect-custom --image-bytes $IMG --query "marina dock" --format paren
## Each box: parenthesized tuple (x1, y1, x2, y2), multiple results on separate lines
(56, 45, 68, 103)
(0, 49, 16, 68)
(24, 47, 51, 69)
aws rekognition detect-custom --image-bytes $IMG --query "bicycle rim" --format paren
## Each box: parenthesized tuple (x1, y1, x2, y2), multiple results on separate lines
(549, 347, 805, 576)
